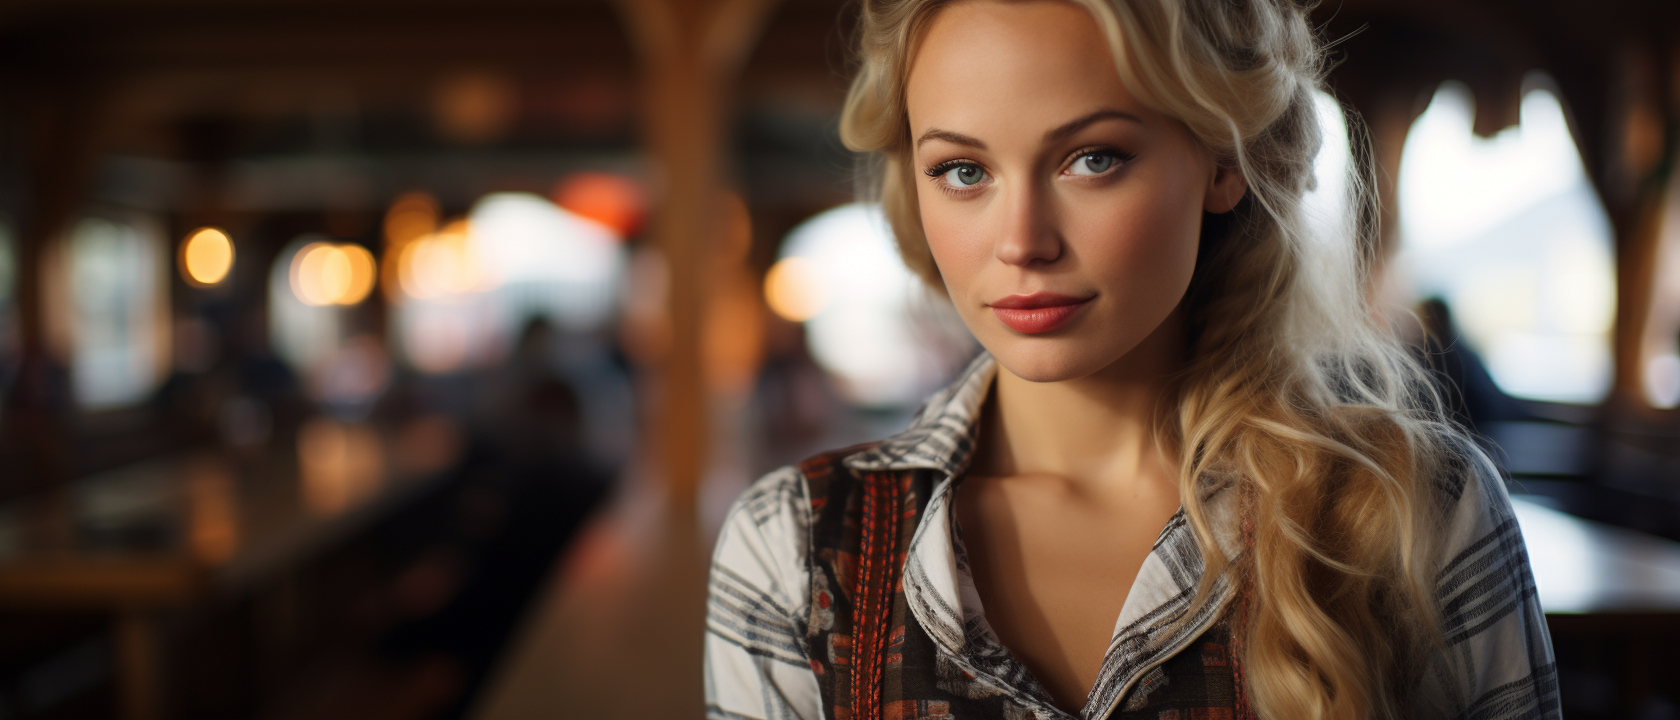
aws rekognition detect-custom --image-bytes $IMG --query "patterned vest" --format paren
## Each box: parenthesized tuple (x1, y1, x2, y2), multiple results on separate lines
(798, 446, 1254, 720)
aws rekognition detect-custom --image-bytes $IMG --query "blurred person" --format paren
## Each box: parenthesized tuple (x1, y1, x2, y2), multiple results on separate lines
(149, 306, 301, 457)
(0, 341, 72, 494)
(475, 316, 586, 474)
(1416, 296, 1523, 433)
(704, 0, 1556, 719)
(382, 315, 611, 718)
(755, 318, 849, 467)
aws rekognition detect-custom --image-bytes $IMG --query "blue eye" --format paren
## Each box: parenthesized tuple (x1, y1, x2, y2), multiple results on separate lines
(1070, 153, 1119, 176)
(941, 164, 987, 187)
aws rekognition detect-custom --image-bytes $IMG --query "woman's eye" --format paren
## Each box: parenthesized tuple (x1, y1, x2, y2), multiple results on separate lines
(1069, 153, 1120, 176)
(941, 164, 987, 187)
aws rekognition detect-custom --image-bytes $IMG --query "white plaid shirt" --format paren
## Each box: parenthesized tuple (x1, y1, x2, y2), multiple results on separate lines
(705, 353, 1560, 719)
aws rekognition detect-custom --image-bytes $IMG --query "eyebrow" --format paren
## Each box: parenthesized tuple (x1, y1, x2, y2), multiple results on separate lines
(915, 128, 986, 150)
(915, 108, 1145, 151)
(1045, 109, 1145, 142)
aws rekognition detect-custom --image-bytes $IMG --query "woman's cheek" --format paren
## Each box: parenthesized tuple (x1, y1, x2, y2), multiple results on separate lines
(1097, 190, 1198, 275)
(921, 205, 986, 301)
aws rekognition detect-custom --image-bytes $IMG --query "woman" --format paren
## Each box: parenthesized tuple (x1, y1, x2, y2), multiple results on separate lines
(705, 0, 1558, 717)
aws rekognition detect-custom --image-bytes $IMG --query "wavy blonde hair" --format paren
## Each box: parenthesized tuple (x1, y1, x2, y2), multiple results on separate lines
(840, 0, 1471, 717)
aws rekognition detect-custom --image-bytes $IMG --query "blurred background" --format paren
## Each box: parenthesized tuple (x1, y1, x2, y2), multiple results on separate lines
(0, 0, 1676, 718)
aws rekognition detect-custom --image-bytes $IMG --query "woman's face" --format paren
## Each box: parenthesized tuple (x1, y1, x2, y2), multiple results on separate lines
(906, 0, 1244, 383)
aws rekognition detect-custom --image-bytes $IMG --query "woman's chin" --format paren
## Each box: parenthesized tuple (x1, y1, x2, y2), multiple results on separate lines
(987, 341, 1109, 384)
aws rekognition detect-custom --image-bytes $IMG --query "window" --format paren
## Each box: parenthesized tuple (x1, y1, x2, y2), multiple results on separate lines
(1397, 80, 1616, 404)
(61, 215, 169, 409)
(390, 192, 627, 374)
(767, 203, 974, 408)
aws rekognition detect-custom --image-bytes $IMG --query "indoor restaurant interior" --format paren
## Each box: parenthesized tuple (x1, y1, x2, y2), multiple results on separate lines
(0, 0, 1678, 717)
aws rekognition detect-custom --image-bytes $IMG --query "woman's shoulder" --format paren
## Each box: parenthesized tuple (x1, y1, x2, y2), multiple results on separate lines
(1430, 432, 1522, 556)
(715, 464, 812, 569)
(1420, 430, 1531, 594)
(704, 463, 828, 716)
(1423, 430, 1558, 714)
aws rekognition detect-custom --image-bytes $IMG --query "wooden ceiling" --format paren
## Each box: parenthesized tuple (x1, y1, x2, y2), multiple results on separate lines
(0, 0, 1669, 164)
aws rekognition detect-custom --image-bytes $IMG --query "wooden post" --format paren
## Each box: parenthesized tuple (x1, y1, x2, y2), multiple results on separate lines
(0, 78, 107, 495)
(114, 608, 163, 720)
(1603, 45, 1677, 412)
(616, 0, 777, 515)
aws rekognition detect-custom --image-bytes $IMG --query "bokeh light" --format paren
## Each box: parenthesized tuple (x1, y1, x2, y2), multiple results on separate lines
(293, 242, 347, 306)
(399, 220, 485, 299)
(339, 244, 377, 305)
(778, 203, 974, 407)
(1301, 91, 1354, 250)
(271, 238, 343, 370)
(433, 72, 518, 145)
(384, 192, 441, 249)
(764, 257, 826, 322)
(390, 193, 628, 374)
(1647, 354, 1680, 409)
(292, 241, 377, 306)
(298, 417, 386, 516)
(384, 192, 441, 301)
(553, 172, 644, 238)
(180, 227, 235, 287)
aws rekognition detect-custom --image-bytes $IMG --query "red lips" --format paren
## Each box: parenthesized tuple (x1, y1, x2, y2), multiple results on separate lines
(988, 292, 1093, 334)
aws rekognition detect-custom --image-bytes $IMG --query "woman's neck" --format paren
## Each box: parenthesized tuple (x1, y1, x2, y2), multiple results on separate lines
(975, 307, 1186, 498)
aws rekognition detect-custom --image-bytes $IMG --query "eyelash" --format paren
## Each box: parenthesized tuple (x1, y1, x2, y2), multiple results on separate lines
(1067, 147, 1137, 175)
(923, 160, 983, 195)
(922, 146, 1137, 195)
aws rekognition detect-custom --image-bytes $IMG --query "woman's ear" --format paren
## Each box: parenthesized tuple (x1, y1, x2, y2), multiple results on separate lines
(1203, 164, 1247, 214)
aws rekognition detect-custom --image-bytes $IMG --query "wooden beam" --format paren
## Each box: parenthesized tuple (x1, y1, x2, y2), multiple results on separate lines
(0, 74, 110, 496)
(616, 0, 776, 515)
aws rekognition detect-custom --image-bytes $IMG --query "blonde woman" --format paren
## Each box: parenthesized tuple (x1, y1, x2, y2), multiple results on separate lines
(705, 0, 1558, 717)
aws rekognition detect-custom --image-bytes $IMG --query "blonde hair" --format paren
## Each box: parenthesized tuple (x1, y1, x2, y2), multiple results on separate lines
(840, 0, 1471, 718)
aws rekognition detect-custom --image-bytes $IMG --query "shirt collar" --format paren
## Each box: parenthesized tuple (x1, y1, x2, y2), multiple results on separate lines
(845, 351, 1244, 719)
(841, 350, 995, 477)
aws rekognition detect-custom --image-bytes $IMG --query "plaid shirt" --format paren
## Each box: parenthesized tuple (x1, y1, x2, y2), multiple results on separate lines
(705, 353, 1560, 720)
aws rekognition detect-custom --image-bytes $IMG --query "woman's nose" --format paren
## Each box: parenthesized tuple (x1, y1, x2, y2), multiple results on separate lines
(993, 183, 1062, 267)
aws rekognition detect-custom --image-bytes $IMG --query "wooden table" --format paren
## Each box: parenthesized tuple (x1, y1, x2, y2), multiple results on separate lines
(1510, 495, 1680, 715)
(1512, 495, 1680, 613)
(0, 418, 455, 720)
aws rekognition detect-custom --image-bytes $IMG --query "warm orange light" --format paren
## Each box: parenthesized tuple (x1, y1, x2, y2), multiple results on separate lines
(292, 242, 350, 306)
(398, 220, 483, 299)
(180, 227, 235, 287)
(384, 192, 440, 249)
(186, 458, 239, 564)
(291, 242, 378, 306)
(764, 257, 826, 322)
(434, 72, 516, 145)
(298, 417, 386, 516)
(553, 172, 643, 238)
(339, 244, 377, 305)
(384, 192, 440, 301)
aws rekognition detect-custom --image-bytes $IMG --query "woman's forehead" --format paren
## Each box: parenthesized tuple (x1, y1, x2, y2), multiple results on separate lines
(904, 0, 1153, 141)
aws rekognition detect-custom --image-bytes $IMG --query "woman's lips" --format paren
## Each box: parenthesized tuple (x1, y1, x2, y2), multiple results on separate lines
(988, 293, 1094, 334)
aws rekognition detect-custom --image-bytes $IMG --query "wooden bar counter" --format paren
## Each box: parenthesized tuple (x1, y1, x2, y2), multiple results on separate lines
(0, 418, 453, 720)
